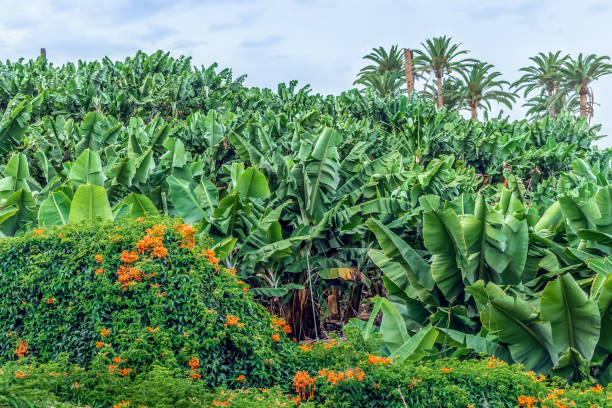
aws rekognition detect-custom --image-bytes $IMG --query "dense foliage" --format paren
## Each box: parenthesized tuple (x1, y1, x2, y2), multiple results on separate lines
(1, 50, 612, 404)
(0, 218, 296, 388)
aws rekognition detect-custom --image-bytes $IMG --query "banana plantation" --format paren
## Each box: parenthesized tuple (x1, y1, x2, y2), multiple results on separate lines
(1, 45, 612, 406)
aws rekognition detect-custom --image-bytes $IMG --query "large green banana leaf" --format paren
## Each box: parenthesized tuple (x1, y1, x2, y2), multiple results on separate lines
(68, 184, 113, 223)
(467, 280, 558, 373)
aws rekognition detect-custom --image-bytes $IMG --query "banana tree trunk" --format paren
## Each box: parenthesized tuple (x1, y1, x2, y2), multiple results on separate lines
(436, 72, 443, 109)
(547, 87, 556, 119)
(579, 85, 588, 118)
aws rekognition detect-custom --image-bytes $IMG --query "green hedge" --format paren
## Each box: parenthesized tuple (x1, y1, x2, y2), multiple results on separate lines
(0, 218, 296, 388)
(0, 219, 609, 407)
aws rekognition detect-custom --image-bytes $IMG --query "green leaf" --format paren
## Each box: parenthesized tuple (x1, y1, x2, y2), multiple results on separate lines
(236, 167, 269, 198)
(69, 149, 105, 187)
(38, 191, 71, 227)
(167, 175, 205, 224)
(467, 280, 557, 373)
(68, 184, 113, 223)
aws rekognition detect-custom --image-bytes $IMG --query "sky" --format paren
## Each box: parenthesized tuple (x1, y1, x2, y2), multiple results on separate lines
(1, 0, 612, 147)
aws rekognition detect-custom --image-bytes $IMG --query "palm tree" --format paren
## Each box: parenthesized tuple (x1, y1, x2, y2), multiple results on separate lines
(512, 51, 569, 118)
(457, 62, 516, 119)
(355, 45, 404, 80)
(354, 71, 404, 98)
(413, 36, 472, 109)
(425, 76, 464, 110)
(523, 89, 579, 119)
(561, 53, 612, 119)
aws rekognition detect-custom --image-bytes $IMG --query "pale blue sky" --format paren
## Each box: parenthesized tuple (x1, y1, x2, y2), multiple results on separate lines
(1, 0, 611, 147)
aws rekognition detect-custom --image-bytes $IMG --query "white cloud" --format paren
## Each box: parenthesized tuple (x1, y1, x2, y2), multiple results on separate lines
(1, 0, 611, 146)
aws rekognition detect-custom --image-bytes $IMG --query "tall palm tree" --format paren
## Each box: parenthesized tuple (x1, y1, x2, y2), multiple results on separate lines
(457, 62, 516, 119)
(512, 51, 568, 118)
(561, 53, 612, 119)
(425, 76, 464, 110)
(413, 36, 472, 109)
(355, 45, 404, 79)
(354, 71, 404, 98)
(523, 89, 579, 119)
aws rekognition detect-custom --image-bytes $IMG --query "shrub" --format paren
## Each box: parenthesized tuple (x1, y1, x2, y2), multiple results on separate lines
(0, 218, 296, 388)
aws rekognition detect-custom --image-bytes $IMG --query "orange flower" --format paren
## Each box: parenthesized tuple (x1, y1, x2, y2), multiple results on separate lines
(441, 367, 453, 373)
(518, 395, 538, 408)
(95, 268, 105, 275)
(100, 328, 110, 337)
(95, 254, 103, 263)
(116, 265, 144, 290)
(367, 354, 392, 365)
(324, 339, 336, 349)
(58, 233, 64, 239)
(120, 250, 140, 263)
(155, 291, 166, 297)
(299, 344, 314, 351)
(14, 339, 28, 358)
(118, 368, 133, 377)
(147, 326, 160, 333)
(152, 244, 168, 259)
(112, 357, 125, 364)
(224, 315, 241, 327)
(113, 400, 130, 408)
(189, 356, 200, 370)
(175, 224, 196, 250)
(146, 225, 166, 237)
(190, 372, 202, 379)
(271, 332, 281, 342)
(150, 283, 160, 288)
(33, 227, 45, 236)
(283, 324, 292, 335)
(407, 377, 422, 390)
(236, 375, 246, 382)
(95, 341, 106, 348)
(293, 371, 316, 401)
(590, 384, 603, 392)
(108, 365, 116, 374)
(203, 249, 219, 265)
(14, 371, 26, 379)
(46, 297, 56, 304)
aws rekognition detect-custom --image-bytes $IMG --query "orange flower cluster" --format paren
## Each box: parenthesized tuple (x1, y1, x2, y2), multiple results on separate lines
(113, 400, 130, 408)
(224, 315, 243, 327)
(224, 267, 237, 275)
(100, 328, 110, 337)
(117, 265, 145, 290)
(147, 326, 160, 333)
(407, 377, 422, 390)
(137, 225, 168, 259)
(95, 254, 103, 263)
(298, 344, 314, 352)
(203, 249, 219, 269)
(175, 223, 196, 250)
(367, 354, 392, 365)
(293, 371, 316, 401)
(188, 356, 201, 379)
(32, 227, 45, 236)
(120, 250, 140, 263)
(324, 339, 336, 349)
(271, 332, 281, 342)
(518, 395, 538, 408)
(236, 375, 246, 382)
(486, 355, 505, 368)
(271, 317, 292, 336)
(112, 357, 126, 364)
(318, 368, 365, 384)
(526, 371, 547, 383)
(590, 384, 603, 393)
(95, 268, 105, 275)
(14, 339, 28, 358)
(189, 356, 200, 370)
(118, 368, 133, 377)
(14, 371, 26, 379)
(96, 341, 110, 348)
(440, 367, 453, 373)
(46, 297, 56, 305)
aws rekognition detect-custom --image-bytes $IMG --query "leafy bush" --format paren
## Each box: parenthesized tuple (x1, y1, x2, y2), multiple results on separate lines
(0, 218, 296, 388)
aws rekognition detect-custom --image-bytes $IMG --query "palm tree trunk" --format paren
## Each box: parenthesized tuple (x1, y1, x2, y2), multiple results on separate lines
(547, 87, 556, 118)
(579, 85, 588, 118)
(436, 72, 443, 109)
(470, 102, 477, 119)
(403, 48, 414, 95)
